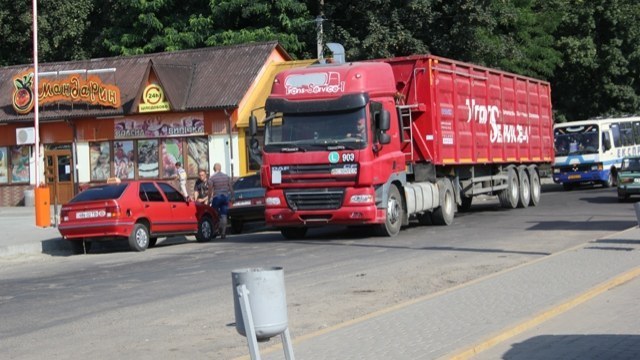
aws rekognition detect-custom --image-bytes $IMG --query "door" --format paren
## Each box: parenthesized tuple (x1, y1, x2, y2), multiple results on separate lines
(139, 182, 173, 234)
(45, 149, 74, 205)
(157, 182, 198, 232)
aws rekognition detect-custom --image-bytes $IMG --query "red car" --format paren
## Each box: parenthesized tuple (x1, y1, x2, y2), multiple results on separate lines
(58, 180, 219, 254)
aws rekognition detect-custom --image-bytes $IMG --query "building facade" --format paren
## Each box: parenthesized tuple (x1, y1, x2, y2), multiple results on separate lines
(0, 42, 292, 206)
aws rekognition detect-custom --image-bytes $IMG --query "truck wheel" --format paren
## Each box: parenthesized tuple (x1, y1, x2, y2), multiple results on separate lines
(517, 168, 530, 208)
(528, 168, 541, 207)
(432, 178, 456, 225)
(128, 223, 150, 252)
(69, 239, 91, 254)
(499, 167, 519, 209)
(231, 219, 244, 234)
(196, 216, 213, 242)
(281, 227, 307, 240)
(377, 184, 403, 236)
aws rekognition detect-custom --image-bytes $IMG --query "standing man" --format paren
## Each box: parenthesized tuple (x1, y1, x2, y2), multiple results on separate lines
(208, 163, 233, 239)
(175, 162, 188, 198)
(193, 169, 209, 204)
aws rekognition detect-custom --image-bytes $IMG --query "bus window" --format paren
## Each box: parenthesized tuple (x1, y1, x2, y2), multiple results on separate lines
(633, 122, 640, 144)
(611, 123, 621, 147)
(621, 122, 634, 145)
(603, 131, 612, 151)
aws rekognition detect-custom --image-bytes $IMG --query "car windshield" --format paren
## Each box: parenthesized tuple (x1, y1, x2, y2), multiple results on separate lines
(69, 184, 128, 203)
(554, 125, 599, 156)
(264, 108, 367, 152)
(234, 175, 261, 190)
(621, 158, 640, 171)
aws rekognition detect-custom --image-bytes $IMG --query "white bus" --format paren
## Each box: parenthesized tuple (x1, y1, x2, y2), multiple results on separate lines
(552, 116, 640, 190)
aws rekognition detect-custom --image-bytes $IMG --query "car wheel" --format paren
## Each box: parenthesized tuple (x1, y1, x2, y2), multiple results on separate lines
(69, 239, 91, 254)
(231, 219, 244, 234)
(281, 227, 307, 240)
(603, 172, 614, 188)
(128, 223, 150, 252)
(196, 217, 214, 242)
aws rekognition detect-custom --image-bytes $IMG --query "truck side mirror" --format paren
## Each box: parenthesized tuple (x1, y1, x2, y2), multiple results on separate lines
(379, 133, 391, 144)
(249, 115, 258, 137)
(378, 110, 390, 131)
(250, 138, 260, 154)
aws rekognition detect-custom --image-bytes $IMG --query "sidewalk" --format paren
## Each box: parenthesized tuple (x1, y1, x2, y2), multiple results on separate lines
(0, 206, 70, 258)
(259, 227, 640, 360)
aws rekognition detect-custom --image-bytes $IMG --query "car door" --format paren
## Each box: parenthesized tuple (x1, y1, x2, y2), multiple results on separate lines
(138, 182, 172, 234)
(157, 182, 198, 232)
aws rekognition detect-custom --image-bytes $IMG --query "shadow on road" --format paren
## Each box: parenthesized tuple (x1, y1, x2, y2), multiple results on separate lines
(526, 220, 636, 232)
(497, 334, 640, 359)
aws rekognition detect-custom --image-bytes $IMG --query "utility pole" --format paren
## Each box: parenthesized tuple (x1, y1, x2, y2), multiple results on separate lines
(315, 0, 325, 60)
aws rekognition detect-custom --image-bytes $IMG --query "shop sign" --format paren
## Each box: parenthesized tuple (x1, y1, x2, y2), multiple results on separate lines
(114, 114, 205, 139)
(139, 83, 170, 113)
(11, 69, 121, 115)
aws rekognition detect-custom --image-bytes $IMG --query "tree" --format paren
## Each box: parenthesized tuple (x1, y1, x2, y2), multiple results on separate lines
(0, 0, 93, 66)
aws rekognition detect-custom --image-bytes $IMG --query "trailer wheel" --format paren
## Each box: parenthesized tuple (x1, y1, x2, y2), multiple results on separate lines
(517, 167, 530, 208)
(432, 178, 456, 226)
(281, 227, 307, 240)
(528, 168, 541, 207)
(377, 184, 403, 236)
(499, 167, 519, 209)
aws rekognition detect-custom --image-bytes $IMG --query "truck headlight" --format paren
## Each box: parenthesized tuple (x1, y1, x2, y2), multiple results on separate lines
(350, 194, 373, 204)
(265, 197, 281, 206)
(553, 168, 560, 174)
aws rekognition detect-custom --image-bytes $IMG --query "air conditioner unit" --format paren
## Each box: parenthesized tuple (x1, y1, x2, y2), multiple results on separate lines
(16, 127, 35, 145)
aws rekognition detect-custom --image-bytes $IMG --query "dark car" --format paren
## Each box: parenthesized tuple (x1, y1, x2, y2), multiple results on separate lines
(58, 180, 219, 253)
(228, 174, 266, 233)
(617, 156, 640, 201)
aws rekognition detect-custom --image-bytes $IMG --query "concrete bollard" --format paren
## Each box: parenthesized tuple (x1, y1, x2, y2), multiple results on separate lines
(232, 267, 288, 340)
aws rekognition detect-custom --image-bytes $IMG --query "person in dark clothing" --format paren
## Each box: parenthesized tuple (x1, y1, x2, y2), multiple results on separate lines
(193, 169, 209, 204)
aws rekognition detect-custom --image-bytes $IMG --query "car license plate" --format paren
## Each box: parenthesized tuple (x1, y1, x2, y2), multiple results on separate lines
(568, 174, 581, 180)
(76, 210, 106, 219)
(233, 200, 251, 207)
(634, 178, 640, 184)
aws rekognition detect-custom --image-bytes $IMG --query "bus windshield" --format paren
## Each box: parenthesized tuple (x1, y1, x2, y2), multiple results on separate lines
(264, 108, 368, 152)
(554, 125, 599, 156)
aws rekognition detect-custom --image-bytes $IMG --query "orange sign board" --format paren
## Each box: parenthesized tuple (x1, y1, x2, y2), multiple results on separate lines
(11, 69, 122, 115)
(139, 83, 170, 113)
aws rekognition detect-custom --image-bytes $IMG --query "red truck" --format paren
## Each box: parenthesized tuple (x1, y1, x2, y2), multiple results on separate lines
(249, 55, 554, 239)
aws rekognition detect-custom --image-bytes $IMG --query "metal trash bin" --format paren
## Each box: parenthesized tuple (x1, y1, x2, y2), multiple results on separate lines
(24, 189, 35, 207)
(232, 267, 288, 340)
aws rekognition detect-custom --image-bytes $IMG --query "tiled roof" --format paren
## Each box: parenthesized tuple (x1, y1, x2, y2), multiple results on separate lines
(0, 41, 290, 123)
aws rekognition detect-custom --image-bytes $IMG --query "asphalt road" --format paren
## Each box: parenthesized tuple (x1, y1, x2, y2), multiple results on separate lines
(0, 182, 636, 359)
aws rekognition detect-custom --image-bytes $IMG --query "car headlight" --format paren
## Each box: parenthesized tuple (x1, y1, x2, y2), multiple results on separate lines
(553, 168, 560, 174)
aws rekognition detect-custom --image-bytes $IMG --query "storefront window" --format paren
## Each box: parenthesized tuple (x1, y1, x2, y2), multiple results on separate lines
(114, 140, 135, 179)
(0, 147, 8, 183)
(10, 146, 31, 183)
(161, 138, 183, 178)
(90, 142, 111, 181)
(138, 140, 159, 178)
(186, 137, 209, 177)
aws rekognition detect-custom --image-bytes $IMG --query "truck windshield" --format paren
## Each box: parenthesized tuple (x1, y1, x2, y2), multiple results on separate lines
(264, 108, 367, 152)
(554, 125, 599, 156)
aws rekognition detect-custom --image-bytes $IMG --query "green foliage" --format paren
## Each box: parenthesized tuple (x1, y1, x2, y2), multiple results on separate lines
(3, 0, 640, 121)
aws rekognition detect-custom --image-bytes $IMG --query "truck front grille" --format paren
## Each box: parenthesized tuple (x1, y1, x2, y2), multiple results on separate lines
(284, 188, 345, 210)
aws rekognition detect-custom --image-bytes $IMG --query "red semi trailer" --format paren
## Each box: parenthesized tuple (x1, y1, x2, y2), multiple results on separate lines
(249, 55, 554, 239)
